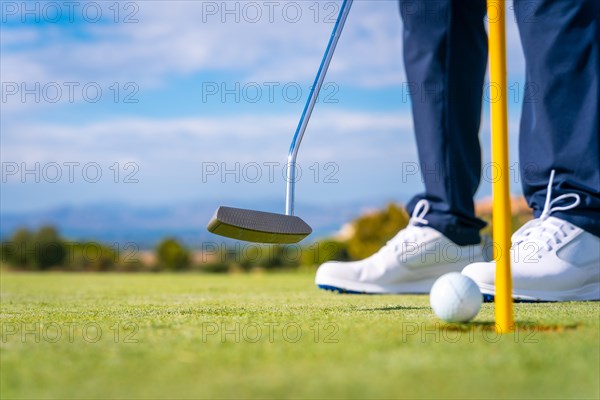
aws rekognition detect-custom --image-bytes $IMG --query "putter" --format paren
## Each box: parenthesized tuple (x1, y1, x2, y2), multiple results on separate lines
(207, 0, 354, 244)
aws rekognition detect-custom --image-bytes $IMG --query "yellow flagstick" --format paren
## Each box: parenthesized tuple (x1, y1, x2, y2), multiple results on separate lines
(487, 0, 514, 333)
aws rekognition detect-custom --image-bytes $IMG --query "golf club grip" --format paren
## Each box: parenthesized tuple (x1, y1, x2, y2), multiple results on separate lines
(285, 0, 354, 216)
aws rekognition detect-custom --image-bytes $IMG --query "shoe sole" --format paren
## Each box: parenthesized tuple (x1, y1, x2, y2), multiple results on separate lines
(317, 284, 375, 295)
(315, 277, 439, 294)
(481, 293, 549, 303)
(478, 282, 600, 302)
(316, 286, 584, 303)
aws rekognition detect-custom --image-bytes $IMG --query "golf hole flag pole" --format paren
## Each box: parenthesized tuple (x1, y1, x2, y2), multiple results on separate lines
(487, 0, 514, 333)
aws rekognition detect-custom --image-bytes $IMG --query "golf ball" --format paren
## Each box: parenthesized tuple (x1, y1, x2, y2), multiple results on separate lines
(430, 272, 483, 322)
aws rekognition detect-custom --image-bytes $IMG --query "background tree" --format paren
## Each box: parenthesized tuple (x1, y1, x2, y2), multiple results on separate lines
(33, 226, 67, 270)
(1, 226, 66, 270)
(1, 228, 34, 268)
(155, 238, 191, 271)
(300, 240, 349, 266)
(346, 203, 410, 260)
(68, 242, 120, 271)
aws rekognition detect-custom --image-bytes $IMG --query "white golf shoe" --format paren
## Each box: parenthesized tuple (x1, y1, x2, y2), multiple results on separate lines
(463, 171, 600, 302)
(315, 200, 485, 294)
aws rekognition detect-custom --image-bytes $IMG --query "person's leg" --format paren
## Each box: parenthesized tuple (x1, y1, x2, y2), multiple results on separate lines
(516, 0, 600, 236)
(401, 0, 488, 245)
(463, 0, 600, 302)
(315, 1, 489, 294)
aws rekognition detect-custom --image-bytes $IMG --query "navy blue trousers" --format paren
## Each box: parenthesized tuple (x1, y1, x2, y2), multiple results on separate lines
(400, 0, 600, 245)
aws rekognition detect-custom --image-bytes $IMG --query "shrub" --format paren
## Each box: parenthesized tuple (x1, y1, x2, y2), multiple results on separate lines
(1, 226, 67, 270)
(300, 240, 349, 266)
(155, 238, 191, 271)
(346, 203, 409, 260)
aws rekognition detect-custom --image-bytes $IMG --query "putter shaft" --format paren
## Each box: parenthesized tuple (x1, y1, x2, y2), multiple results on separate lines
(285, 0, 353, 216)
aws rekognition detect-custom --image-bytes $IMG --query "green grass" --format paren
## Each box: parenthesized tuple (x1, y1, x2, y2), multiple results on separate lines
(1, 272, 599, 399)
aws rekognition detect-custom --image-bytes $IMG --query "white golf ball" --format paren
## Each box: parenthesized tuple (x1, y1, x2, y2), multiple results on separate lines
(430, 272, 483, 322)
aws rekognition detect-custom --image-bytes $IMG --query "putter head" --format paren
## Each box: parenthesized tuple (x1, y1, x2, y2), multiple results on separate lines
(207, 206, 312, 244)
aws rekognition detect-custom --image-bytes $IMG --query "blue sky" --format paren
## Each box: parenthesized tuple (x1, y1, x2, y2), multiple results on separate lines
(1, 0, 527, 213)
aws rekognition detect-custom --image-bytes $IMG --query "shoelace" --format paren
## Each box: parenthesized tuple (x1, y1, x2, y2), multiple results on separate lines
(380, 199, 430, 255)
(512, 170, 580, 252)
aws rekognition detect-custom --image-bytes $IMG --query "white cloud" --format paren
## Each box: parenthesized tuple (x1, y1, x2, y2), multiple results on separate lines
(1, 0, 525, 98)
(2, 109, 415, 166)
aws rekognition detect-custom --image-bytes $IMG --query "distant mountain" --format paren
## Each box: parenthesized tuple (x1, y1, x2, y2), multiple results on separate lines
(0, 199, 386, 249)
(1, 196, 533, 249)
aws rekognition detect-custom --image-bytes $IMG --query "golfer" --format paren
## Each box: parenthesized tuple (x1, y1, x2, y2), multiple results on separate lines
(316, 0, 600, 301)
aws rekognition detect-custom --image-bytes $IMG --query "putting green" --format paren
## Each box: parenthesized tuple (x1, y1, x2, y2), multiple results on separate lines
(1, 272, 598, 399)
